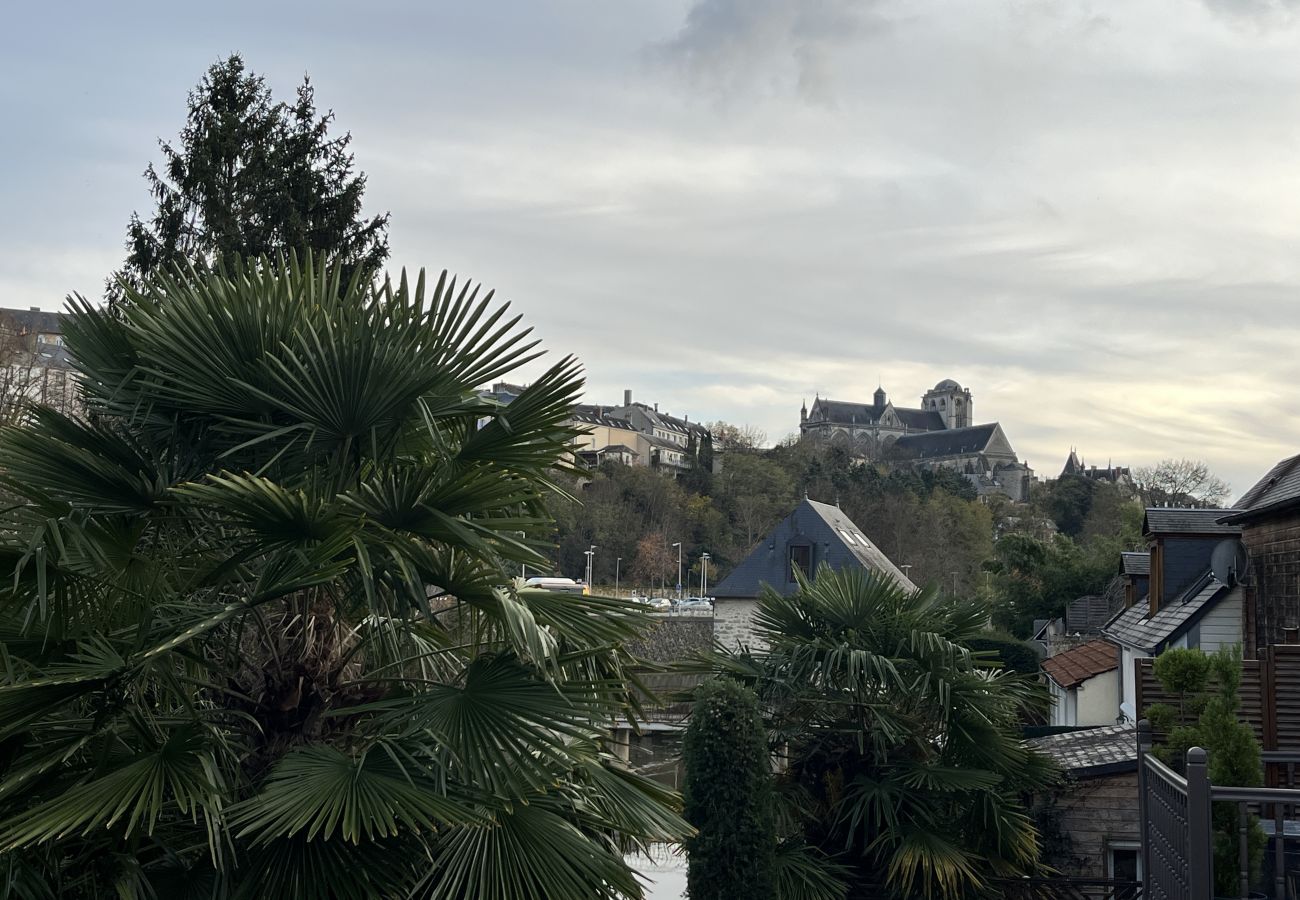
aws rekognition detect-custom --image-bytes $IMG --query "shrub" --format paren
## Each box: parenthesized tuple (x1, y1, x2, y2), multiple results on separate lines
(683, 679, 777, 900)
(968, 632, 1041, 675)
(1146, 645, 1264, 896)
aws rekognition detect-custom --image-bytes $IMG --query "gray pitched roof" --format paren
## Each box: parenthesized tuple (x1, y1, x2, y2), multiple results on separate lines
(1121, 552, 1150, 576)
(811, 398, 944, 431)
(1143, 507, 1242, 537)
(1102, 573, 1233, 652)
(893, 423, 998, 459)
(570, 404, 636, 430)
(712, 499, 916, 599)
(893, 407, 946, 430)
(0, 307, 64, 337)
(1027, 724, 1136, 776)
(1220, 454, 1300, 525)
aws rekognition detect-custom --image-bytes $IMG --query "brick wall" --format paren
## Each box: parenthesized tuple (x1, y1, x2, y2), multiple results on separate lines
(1243, 515, 1300, 652)
(1043, 772, 1139, 878)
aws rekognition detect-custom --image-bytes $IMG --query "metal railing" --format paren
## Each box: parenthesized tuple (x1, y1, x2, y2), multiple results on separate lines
(994, 877, 1143, 899)
(1138, 719, 1300, 899)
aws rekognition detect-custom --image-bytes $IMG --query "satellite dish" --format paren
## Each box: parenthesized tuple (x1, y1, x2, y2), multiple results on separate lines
(1210, 538, 1250, 587)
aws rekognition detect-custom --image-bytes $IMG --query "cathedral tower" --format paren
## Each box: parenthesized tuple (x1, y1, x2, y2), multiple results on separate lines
(921, 379, 973, 429)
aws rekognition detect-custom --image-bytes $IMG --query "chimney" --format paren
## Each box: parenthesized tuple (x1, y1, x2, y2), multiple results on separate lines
(654, 402, 658, 413)
(623, 389, 632, 406)
(29, 307, 38, 312)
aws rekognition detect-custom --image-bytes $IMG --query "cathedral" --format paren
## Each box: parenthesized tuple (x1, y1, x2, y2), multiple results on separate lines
(799, 379, 1034, 501)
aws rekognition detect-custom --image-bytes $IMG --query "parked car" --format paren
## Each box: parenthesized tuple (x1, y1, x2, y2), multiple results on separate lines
(674, 597, 713, 611)
(644, 597, 674, 612)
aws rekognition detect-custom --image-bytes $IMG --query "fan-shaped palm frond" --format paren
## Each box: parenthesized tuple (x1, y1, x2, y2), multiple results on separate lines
(0, 255, 687, 898)
(711, 565, 1054, 899)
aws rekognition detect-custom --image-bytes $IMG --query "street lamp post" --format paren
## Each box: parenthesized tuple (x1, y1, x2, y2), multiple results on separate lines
(584, 545, 597, 589)
(700, 552, 711, 598)
(671, 542, 682, 600)
(950, 572, 958, 596)
(517, 531, 526, 580)
(615, 557, 622, 598)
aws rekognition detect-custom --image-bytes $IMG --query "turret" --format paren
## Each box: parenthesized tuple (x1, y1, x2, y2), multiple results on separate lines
(873, 385, 886, 408)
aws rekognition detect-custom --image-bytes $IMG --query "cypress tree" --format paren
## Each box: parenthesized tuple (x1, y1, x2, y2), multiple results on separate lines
(683, 678, 776, 900)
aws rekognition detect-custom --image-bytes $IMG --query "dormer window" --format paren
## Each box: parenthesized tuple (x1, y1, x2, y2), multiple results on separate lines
(789, 543, 812, 581)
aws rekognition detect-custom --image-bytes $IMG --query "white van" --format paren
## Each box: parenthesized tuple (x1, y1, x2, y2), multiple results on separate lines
(523, 576, 587, 595)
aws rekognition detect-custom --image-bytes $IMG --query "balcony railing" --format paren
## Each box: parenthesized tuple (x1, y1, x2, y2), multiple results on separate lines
(1138, 719, 1300, 899)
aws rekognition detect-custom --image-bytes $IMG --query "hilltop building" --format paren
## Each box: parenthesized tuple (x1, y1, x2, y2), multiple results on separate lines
(798, 379, 1032, 501)
(1060, 449, 1132, 488)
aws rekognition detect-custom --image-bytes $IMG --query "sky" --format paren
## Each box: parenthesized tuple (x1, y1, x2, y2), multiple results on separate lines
(4, 0, 1300, 496)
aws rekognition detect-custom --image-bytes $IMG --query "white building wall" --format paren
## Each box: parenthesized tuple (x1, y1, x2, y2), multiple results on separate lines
(1197, 587, 1243, 653)
(1075, 670, 1120, 727)
(1118, 646, 1150, 723)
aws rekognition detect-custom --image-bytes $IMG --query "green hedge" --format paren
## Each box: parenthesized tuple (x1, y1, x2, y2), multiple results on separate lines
(683, 679, 776, 900)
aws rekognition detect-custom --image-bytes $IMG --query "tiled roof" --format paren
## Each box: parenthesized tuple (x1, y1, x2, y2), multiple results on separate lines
(1103, 574, 1231, 652)
(1143, 508, 1242, 537)
(1121, 552, 1150, 576)
(711, 498, 916, 599)
(1220, 455, 1300, 525)
(894, 423, 999, 459)
(1027, 724, 1136, 775)
(1041, 640, 1119, 689)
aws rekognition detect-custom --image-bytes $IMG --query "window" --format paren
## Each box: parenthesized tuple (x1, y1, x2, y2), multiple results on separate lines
(838, 529, 857, 546)
(1107, 843, 1140, 882)
(789, 544, 811, 581)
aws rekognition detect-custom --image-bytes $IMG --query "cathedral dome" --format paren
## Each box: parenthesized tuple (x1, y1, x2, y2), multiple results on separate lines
(934, 378, 962, 391)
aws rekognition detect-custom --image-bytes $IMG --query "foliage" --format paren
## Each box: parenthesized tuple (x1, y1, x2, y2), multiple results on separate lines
(1040, 474, 1095, 538)
(1145, 646, 1264, 896)
(683, 679, 777, 900)
(0, 257, 687, 898)
(713, 566, 1056, 899)
(1134, 458, 1231, 509)
(114, 55, 389, 294)
(966, 633, 1041, 676)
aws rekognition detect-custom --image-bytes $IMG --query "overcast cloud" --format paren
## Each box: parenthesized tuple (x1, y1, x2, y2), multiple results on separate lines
(3, 0, 1300, 495)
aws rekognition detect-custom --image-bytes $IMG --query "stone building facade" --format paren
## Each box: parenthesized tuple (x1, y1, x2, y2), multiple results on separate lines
(798, 378, 1033, 501)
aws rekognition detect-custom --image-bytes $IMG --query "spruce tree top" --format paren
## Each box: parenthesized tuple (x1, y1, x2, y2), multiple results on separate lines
(114, 55, 389, 293)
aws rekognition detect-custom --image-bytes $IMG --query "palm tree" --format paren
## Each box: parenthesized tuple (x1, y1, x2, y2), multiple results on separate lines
(713, 566, 1055, 900)
(0, 257, 687, 899)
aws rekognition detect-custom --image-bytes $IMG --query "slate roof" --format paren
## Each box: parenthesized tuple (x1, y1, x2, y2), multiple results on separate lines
(712, 499, 916, 599)
(1041, 640, 1119, 689)
(0, 307, 64, 337)
(811, 399, 945, 432)
(1103, 573, 1231, 652)
(1121, 552, 1150, 576)
(893, 423, 998, 459)
(1027, 724, 1137, 776)
(569, 404, 637, 430)
(813, 399, 885, 425)
(894, 407, 946, 430)
(1143, 508, 1242, 537)
(1220, 454, 1300, 525)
